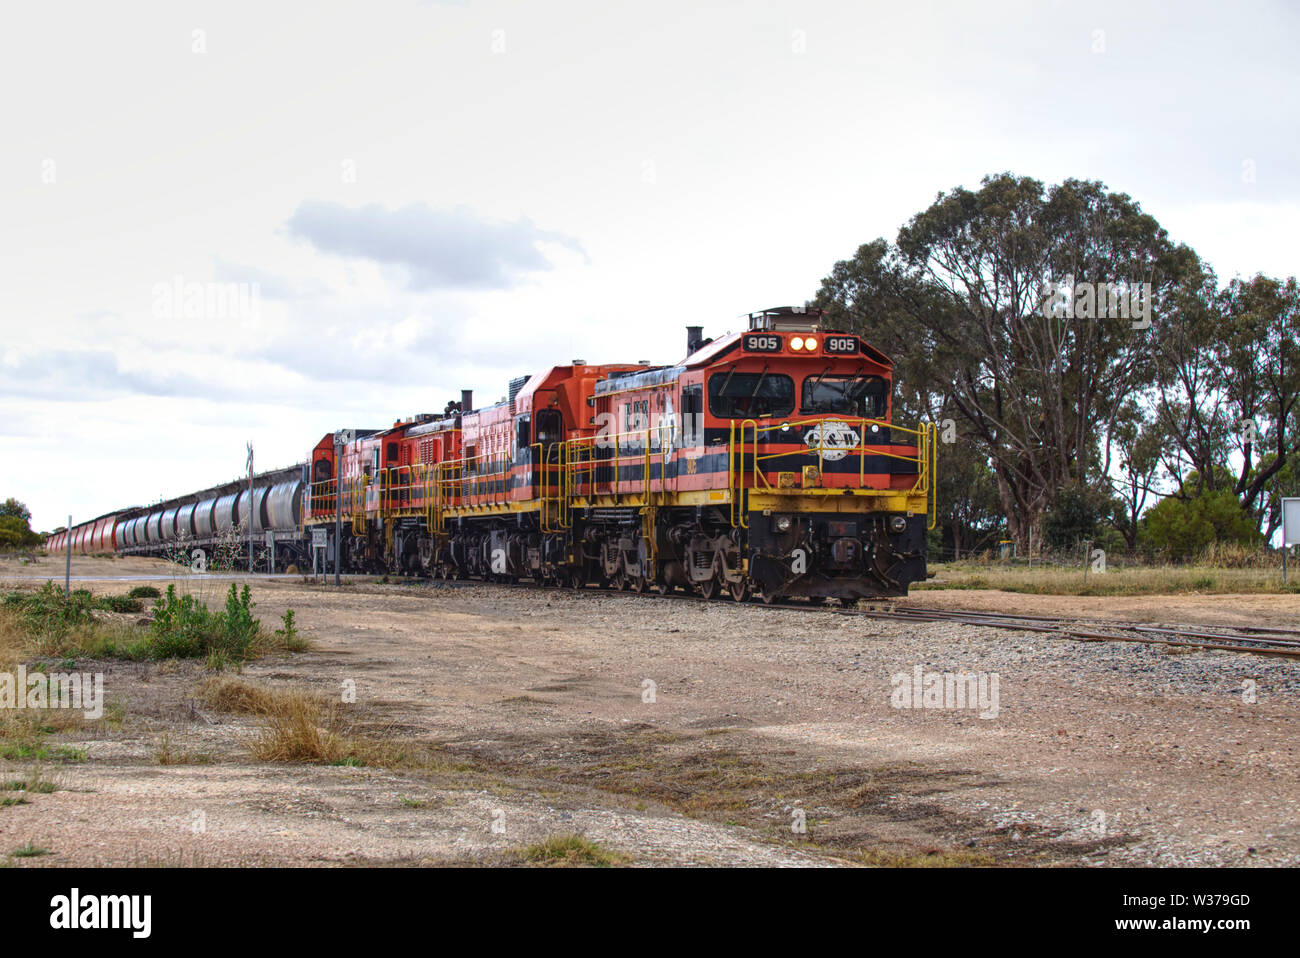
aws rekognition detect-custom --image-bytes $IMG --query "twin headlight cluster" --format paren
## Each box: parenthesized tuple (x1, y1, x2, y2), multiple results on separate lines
(773, 515, 909, 534)
(789, 336, 818, 351)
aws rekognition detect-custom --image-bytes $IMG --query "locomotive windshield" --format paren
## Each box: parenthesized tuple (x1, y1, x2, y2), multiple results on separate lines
(801, 374, 888, 418)
(708, 371, 795, 419)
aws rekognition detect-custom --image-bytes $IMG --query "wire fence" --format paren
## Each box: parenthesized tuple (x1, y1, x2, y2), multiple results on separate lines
(929, 539, 1295, 569)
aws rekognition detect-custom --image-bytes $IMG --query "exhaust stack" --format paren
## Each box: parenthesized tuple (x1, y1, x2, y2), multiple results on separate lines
(686, 326, 704, 356)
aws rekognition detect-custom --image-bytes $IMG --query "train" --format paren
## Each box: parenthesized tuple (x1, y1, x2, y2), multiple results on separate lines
(46, 307, 937, 601)
(44, 462, 308, 574)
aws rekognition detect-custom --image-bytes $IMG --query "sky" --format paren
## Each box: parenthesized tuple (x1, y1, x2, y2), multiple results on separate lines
(2, 0, 1297, 531)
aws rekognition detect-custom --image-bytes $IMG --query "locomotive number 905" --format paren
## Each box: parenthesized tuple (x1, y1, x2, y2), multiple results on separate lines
(824, 336, 859, 354)
(742, 334, 782, 352)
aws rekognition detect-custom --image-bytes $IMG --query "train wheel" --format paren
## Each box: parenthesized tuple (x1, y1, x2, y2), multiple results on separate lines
(632, 575, 648, 594)
(614, 574, 629, 591)
(756, 588, 776, 605)
(697, 577, 717, 600)
(728, 580, 748, 603)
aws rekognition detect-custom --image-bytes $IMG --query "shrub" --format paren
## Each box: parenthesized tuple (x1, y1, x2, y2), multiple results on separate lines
(273, 609, 309, 651)
(1140, 489, 1262, 561)
(95, 595, 142, 614)
(2, 583, 96, 637)
(127, 585, 161, 600)
(149, 584, 260, 667)
(3, 583, 295, 666)
(1041, 484, 1115, 551)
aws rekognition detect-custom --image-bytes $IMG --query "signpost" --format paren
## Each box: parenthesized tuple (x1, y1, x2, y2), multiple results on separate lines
(312, 526, 328, 582)
(1282, 498, 1300, 586)
(265, 530, 275, 573)
(246, 442, 255, 574)
(65, 513, 71, 598)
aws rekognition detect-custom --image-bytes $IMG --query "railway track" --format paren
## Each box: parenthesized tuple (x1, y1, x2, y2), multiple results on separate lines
(424, 576, 1300, 658)
(843, 604, 1300, 658)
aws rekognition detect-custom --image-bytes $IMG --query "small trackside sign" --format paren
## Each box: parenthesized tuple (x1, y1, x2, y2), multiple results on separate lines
(1282, 497, 1300, 546)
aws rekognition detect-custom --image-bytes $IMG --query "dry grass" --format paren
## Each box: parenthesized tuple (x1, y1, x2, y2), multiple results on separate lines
(250, 694, 348, 763)
(517, 834, 629, 867)
(0, 706, 87, 765)
(195, 676, 307, 716)
(917, 562, 1299, 596)
(0, 610, 26, 671)
(845, 846, 998, 867)
(153, 733, 213, 766)
(0, 706, 83, 740)
(198, 676, 440, 768)
(3, 767, 63, 794)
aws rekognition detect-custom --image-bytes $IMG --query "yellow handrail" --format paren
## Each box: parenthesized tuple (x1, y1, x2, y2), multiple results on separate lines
(362, 415, 939, 535)
(736, 417, 931, 488)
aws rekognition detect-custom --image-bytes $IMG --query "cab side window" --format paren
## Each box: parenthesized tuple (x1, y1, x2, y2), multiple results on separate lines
(680, 385, 703, 447)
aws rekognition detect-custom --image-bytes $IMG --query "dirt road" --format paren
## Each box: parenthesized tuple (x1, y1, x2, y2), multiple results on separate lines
(2, 555, 1297, 867)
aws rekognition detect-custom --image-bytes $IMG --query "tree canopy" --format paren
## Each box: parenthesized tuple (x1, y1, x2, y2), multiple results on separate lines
(0, 498, 40, 551)
(815, 173, 1297, 559)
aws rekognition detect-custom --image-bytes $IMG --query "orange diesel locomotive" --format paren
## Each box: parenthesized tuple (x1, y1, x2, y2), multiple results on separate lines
(303, 307, 936, 600)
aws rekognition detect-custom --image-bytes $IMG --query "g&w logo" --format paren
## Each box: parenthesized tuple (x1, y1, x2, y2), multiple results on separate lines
(803, 420, 860, 461)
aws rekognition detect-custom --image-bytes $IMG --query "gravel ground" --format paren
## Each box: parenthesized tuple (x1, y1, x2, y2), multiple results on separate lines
(1, 555, 1297, 867)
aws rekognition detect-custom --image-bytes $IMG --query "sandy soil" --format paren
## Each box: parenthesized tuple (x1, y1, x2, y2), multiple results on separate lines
(1, 553, 1297, 867)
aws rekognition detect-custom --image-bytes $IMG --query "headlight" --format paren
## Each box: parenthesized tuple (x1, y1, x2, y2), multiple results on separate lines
(804, 336, 818, 350)
(790, 337, 804, 351)
(776, 516, 792, 532)
(889, 515, 908, 533)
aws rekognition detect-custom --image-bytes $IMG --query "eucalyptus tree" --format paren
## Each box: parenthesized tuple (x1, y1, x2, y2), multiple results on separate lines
(1216, 274, 1300, 526)
(818, 173, 1197, 550)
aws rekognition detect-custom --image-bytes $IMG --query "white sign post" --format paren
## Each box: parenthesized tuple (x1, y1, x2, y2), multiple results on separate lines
(1282, 498, 1300, 586)
(311, 527, 328, 582)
